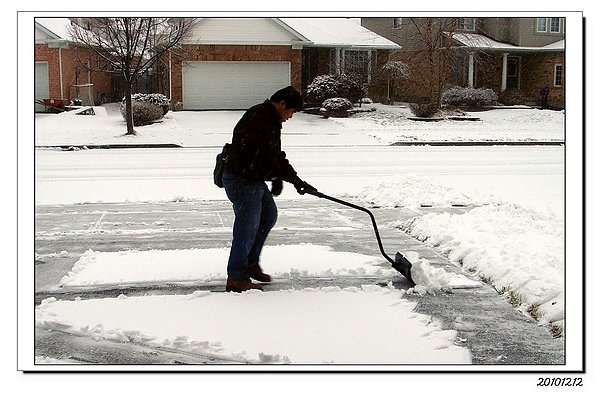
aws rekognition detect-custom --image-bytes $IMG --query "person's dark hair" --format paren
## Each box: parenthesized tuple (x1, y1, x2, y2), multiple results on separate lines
(270, 86, 303, 111)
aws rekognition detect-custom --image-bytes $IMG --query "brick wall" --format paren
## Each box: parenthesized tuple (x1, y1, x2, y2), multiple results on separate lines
(170, 45, 303, 104)
(390, 50, 451, 102)
(521, 52, 565, 106)
(35, 43, 113, 104)
(389, 49, 565, 108)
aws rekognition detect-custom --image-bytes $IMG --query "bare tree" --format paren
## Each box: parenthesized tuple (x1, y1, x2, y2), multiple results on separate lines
(402, 17, 458, 107)
(381, 60, 410, 103)
(68, 17, 196, 135)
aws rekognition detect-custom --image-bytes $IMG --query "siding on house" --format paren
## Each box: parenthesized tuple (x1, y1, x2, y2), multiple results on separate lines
(361, 16, 565, 107)
(183, 18, 300, 44)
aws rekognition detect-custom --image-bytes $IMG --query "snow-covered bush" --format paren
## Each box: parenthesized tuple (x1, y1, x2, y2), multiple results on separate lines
(382, 60, 410, 80)
(441, 86, 498, 108)
(337, 74, 366, 104)
(306, 75, 341, 104)
(126, 93, 171, 115)
(120, 93, 170, 126)
(120, 100, 164, 126)
(322, 97, 353, 118)
(323, 97, 353, 111)
(408, 102, 438, 118)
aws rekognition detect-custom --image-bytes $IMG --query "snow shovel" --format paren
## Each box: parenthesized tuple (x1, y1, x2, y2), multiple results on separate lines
(303, 189, 416, 287)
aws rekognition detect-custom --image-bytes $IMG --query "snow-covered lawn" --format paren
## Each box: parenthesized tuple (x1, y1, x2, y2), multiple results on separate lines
(30, 103, 573, 369)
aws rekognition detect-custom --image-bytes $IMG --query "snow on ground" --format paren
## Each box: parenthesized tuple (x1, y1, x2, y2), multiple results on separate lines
(357, 174, 564, 328)
(36, 285, 471, 364)
(333, 104, 565, 144)
(34, 102, 565, 147)
(33, 102, 567, 366)
(56, 245, 481, 291)
(400, 204, 564, 329)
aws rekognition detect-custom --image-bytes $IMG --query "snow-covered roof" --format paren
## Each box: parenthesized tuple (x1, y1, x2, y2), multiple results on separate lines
(542, 39, 565, 50)
(280, 18, 400, 49)
(35, 18, 71, 40)
(34, 17, 399, 50)
(448, 32, 564, 52)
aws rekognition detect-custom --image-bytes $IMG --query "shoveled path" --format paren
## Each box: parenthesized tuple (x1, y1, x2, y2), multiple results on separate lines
(34, 199, 565, 366)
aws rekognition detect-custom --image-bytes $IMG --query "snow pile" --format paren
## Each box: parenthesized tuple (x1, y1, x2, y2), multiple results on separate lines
(356, 175, 499, 209)
(36, 285, 472, 364)
(398, 204, 564, 328)
(404, 251, 481, 295)
(58, 244, 396, 289)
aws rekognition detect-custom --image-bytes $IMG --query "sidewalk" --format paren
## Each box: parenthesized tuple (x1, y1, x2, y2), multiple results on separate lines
(35, 198, 564, 365)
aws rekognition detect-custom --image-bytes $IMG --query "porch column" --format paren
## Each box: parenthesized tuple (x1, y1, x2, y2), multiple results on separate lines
(334, 48, 341, 75)
(468, 52, 475, 88)
(501, 53, 508, 92)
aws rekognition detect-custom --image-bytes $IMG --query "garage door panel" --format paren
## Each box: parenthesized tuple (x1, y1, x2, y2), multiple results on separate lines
(182, 61, 290, 110)
(35, 62, 49, 112)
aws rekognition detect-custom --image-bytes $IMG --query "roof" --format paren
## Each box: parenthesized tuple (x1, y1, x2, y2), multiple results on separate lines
(35, 18, 71, 40)
(448, 32, 564, 52)
(34, 17, 400, 50)
(279, 18, 400, 49)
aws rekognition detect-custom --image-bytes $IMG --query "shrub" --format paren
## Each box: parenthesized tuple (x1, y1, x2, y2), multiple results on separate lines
(120, 93, 171, 126)
(120, 100, 164, 126)
(408, 102, 439, 118)
(337, 74, 366, 104)
(306, 75, 341, 104)
(323, 97, 353, 111)
(127, 93, 171, 115)
(441, 86, 498, 108)
(322, 97, 353, 118)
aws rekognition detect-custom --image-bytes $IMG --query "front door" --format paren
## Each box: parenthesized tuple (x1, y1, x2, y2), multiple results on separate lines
(506, 56, 521, 89)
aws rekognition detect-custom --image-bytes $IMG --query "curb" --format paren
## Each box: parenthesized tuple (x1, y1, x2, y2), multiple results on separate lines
(37, 144, 183, 150)
(390, 141, 564, 147)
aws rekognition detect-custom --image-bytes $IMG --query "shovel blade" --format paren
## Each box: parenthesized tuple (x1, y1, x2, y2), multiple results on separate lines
(393, 252, 416, 287)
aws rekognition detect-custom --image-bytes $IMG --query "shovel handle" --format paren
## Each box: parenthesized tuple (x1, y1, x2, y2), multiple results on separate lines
(304, 189, 395, 266)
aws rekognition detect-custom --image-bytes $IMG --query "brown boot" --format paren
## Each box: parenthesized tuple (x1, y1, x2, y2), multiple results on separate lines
(247, 265, 272, 283)
(225, 277, 263, 293)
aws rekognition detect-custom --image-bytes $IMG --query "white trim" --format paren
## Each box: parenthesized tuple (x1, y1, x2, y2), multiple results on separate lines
(536, 18, 547, 32)
(549, 17, 562, 33)
(554, 63, 564, 87)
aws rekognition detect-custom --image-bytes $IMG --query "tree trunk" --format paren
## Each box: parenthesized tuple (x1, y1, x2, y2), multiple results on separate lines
(124, 81, 136, 135)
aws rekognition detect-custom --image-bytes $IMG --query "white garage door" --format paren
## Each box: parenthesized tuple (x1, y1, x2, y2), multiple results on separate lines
(182, 61, 291, 110)
(35, 62, 49, 112)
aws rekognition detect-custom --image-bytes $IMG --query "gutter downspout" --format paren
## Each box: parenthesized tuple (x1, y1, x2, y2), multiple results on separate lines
(58, 47, 64, 98)
(169, 51, 172, 100)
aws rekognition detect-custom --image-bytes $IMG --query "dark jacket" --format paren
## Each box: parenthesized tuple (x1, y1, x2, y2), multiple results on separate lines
(224, 100, 297, 182)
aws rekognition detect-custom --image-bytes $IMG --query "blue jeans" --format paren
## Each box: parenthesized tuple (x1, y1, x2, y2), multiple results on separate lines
(222, 172, 278, 280)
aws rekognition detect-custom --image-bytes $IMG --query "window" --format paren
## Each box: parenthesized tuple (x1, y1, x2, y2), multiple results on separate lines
(536, 18, 547, 32)
(554, 64, 563, 86)
(460, 18, 476, 31)
(343, 50, 371, 83)
(393, 18, 402, 29)
(550, 17, 561, 33)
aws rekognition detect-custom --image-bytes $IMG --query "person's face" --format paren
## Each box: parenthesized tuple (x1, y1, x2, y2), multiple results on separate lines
(274, 100, 297, 123)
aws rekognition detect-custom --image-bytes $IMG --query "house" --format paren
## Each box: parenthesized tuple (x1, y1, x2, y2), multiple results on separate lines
(167, 17, 400, 110)
(35, 17, 399, 111)
(361, 17, 565, 108)
(35, 18, 113, 112)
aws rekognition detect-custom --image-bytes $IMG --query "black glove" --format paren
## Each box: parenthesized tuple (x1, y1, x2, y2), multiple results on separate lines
(270, 178, 283, 196)
(292, 176, 317, 195)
